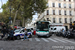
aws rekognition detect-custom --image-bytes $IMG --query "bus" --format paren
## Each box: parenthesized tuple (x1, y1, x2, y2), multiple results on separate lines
(36, 21, 52, 37)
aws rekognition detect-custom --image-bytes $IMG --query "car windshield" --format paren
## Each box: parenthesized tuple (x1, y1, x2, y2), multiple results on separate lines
(14, 29, 21, 32)
(31, 28, 33, 30)
(54, 28, 56, 30)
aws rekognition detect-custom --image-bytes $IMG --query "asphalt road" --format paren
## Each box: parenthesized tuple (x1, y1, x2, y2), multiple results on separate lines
(0, 34, 75, 50)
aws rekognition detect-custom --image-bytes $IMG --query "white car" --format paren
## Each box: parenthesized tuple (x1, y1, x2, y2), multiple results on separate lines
(14, 28, 32, 40)
(49, 26, 66, 33)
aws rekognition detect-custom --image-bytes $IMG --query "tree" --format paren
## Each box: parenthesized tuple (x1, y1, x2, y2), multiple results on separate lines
(1, 0, 47, 28)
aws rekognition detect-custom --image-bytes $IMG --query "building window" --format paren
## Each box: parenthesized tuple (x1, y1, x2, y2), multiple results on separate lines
(69, 4, 71, 8)
(69, 11, 72, 16)
(64, 10, 66, 15)
(69, 0, 71, 2)
(70, 18, 72, 23)
(52, 3, 55, 7)
(53, 10, 55, 15)
(47, 18, 49, 21)
(59, 18, 62, 23)
(59, 0, 61, 1)
(59, 3, 61, 8)
(65, 18, 67, 23)
(53, 18, 56, 23)
(59, 10, 61, 15)
(47, 10, 49, 15)
(64, 4, 66, 8)
(64, 0, 66, 1)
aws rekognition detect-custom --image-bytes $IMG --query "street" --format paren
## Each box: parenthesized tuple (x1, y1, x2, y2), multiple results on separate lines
(0, 34, 75, 50)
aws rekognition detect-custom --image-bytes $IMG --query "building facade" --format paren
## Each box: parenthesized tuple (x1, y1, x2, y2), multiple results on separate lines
(37, 0, 75, 29)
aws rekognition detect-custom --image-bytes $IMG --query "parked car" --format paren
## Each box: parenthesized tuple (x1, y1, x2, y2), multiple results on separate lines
(14, 28, 32, 40)
(49, 26, 66, 34)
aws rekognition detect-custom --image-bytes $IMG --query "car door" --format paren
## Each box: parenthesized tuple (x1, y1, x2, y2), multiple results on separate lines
(20, 29, 25, 36)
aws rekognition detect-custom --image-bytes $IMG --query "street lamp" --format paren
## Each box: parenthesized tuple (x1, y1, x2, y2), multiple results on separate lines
(9, 0, 13, 25)
(21, 11, 24, 27)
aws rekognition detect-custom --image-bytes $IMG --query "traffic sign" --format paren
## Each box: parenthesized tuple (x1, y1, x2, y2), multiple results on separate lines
(9, 17, 11, 19)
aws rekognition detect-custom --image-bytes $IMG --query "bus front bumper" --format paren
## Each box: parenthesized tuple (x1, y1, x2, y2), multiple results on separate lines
(36, 32, 49, 36)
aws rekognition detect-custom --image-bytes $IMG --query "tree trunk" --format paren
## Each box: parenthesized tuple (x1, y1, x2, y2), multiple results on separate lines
(13, 10, 18, 28)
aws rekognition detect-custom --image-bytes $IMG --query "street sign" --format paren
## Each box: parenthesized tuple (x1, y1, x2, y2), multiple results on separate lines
(9, 17, 11, 20)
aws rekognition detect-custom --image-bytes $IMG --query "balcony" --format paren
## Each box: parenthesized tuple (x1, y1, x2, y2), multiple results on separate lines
(59, 14, 61, 15)
(64, 14, 66, 15)
(53, 13, 55, 15)
(47, 13, 49, 15)
(59, 6, 61, 8)
(70, 14, 72, 16)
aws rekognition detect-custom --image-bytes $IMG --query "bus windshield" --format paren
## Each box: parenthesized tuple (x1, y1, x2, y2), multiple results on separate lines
(36, 23, 49, 31)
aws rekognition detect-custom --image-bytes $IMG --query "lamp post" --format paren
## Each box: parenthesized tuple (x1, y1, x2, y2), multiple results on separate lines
(21, 12, 24, 27)
(9, 0, 13, 25)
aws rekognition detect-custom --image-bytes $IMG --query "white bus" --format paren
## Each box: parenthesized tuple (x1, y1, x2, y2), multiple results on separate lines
(36, 21, 52, 37)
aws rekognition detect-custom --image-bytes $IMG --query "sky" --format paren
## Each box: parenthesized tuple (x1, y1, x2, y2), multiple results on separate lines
(0, 0, 38, 22)
(0, 0, 8, 12)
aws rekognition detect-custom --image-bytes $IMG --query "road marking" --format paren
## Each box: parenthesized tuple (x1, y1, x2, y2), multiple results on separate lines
(48, 38, 58, 42)
(21, 39, 24, 41)
(35, 38, 40, 41)
(61, 39, 75, 44)
(41, 38, 49, 42)
(54, 38, 67, 43)
(29, 38, 32, 41)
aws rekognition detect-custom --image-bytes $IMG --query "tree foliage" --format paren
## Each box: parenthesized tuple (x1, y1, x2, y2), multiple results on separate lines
(0, 0, 47, 26)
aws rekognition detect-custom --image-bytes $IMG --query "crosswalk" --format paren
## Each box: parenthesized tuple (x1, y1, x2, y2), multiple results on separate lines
(21, 38, 75, 44)
(47, 38, 57, 42)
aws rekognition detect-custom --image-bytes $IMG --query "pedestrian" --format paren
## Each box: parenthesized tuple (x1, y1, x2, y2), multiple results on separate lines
(1, 27, 7, 40)
(9, 28, 14, 40)
(24, 28, 29, 41)
(33, 29, 36, 35)
(62, 28, 66, 37)
(7, 27, 11, 40)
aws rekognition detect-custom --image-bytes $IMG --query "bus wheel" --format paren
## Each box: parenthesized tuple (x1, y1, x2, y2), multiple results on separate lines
(46, 35, 50, 38)
(38, 36, 41, 38)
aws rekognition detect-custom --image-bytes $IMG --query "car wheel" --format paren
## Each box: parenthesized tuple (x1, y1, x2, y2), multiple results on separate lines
(67, 35, 70, 39)
(38, 36, 41, 38)
(17, 36, 20, 40)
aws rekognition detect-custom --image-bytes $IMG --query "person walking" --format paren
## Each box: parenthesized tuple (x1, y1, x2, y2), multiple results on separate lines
(1, 27, 7, 40)
(9, 28, 14, 40)
(24, 28, 29, 41)
(33, 29, 36, 35)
